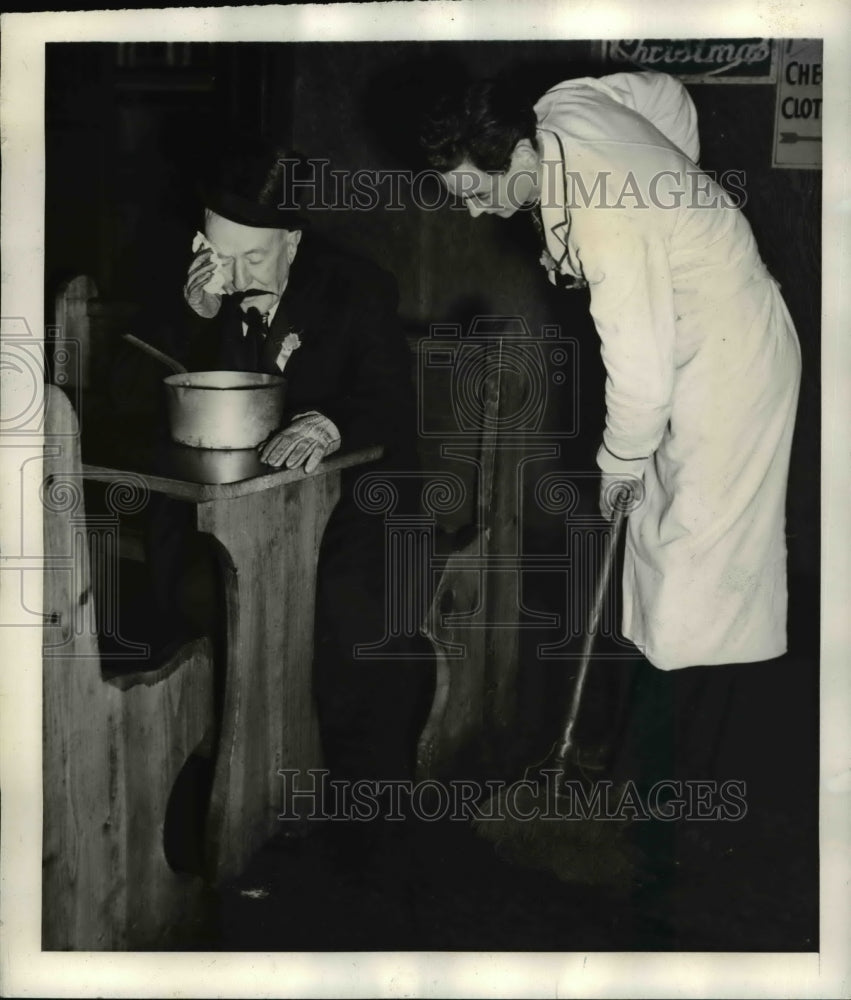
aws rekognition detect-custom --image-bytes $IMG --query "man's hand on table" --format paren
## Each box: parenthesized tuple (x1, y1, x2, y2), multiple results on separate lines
(184, 248, 224, 319)
(259, 412, 341, 474)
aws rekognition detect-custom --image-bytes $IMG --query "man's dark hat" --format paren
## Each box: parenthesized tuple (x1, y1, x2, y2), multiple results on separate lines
(199, 134, 310, 230)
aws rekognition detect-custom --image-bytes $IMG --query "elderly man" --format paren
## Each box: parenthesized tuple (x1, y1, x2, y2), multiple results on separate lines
(120, 137, 431, 788)
(419, 72, 802, 793)
(182, 140, 415, 475)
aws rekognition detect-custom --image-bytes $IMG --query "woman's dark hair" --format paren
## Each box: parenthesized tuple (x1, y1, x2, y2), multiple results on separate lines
(419, 76, 537, 174)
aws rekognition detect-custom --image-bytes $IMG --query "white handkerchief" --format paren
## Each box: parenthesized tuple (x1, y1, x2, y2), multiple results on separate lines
(192, 231, 228, 295)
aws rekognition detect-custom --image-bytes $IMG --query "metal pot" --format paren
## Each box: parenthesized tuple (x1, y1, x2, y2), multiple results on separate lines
(163, 444, 268, 484)
(163, 370, 287, 450)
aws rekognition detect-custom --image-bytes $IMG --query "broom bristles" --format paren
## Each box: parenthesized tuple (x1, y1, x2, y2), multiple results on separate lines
(472, 781, 650, 888)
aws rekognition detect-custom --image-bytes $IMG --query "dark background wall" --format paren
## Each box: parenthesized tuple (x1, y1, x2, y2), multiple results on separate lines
(45, 40, 820, 581)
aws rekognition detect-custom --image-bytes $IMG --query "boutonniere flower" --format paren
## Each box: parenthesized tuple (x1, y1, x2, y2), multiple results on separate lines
(274, 328, 303, 372)
(282, 330, 302, 352)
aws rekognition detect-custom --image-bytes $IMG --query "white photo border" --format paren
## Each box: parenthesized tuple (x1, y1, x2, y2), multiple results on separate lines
(1, 2, 848, 997)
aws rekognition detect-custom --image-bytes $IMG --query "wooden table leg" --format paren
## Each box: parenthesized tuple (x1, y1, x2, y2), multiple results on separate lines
(196, 470, 341, 884)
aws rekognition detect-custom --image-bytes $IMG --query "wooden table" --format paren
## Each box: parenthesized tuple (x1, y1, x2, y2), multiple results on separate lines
(83, 439, 382, 884)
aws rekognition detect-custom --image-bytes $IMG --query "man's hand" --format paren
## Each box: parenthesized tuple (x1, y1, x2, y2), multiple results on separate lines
(183, 248, 223, 319)
(258, 412, 341, 474)
(599, 474, 640, 521)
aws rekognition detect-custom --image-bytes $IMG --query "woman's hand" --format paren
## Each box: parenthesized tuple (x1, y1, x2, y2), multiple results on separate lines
(598, 474, 641, 521)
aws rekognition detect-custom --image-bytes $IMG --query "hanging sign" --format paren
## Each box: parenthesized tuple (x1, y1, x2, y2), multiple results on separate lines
(604, 39, 776, 82)
(772, 39, 823, 169)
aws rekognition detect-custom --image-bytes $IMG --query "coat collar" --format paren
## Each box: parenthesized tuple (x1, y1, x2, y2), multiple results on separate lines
(536, 127, 581, 280)
(275, 237, 328, 336)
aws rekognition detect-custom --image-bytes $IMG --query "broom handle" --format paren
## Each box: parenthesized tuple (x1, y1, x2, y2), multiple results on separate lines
(553, 496, 627, 768)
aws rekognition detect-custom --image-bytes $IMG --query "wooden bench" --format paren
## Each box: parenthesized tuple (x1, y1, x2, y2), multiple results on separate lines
(51, 273, 527, 799)
(42, 384, 215, 950)
(412, 331, 526, 778)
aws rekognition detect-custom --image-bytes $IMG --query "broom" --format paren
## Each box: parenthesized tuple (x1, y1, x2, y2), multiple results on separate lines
(473, 492, 648, 888)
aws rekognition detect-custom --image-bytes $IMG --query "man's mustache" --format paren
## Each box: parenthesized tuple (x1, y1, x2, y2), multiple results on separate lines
(231, 289, 274, 304)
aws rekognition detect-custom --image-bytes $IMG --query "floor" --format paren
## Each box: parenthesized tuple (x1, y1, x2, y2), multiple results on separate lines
(173, 637, 819, 952)
(177, 757, 817, 953)
(103, 534, 819, 955)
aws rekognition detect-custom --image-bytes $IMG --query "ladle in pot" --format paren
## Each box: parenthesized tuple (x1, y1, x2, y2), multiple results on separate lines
(122, 333, 188, 374)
